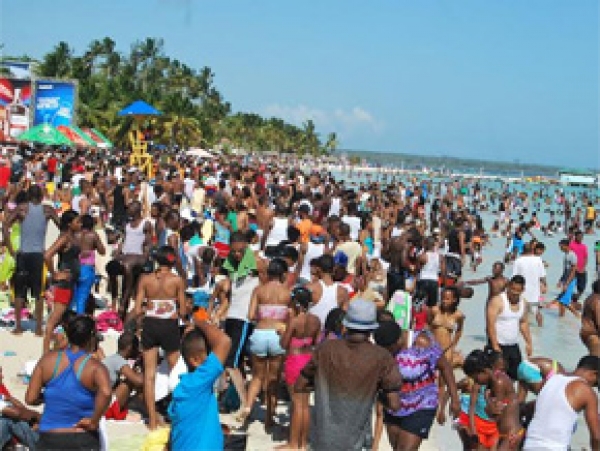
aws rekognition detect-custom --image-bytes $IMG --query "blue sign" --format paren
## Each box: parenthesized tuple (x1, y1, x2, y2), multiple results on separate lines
(33, 80, 76, 127)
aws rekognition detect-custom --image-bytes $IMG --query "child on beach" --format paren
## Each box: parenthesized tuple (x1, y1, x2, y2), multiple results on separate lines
(168, 317, 231, 451)
(463, 349, 524, 450)
(471, 241, 483, 272)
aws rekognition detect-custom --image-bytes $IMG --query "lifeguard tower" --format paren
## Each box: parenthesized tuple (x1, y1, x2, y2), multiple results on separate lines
(118, 100, 162, 178)
(129, 129, 153, 178)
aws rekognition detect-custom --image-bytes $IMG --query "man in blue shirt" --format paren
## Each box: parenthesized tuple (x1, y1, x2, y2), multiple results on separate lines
(168, 317, 231, 450)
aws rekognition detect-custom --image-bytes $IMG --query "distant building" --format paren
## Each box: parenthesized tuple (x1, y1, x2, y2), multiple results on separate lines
(558, 169, 596, 187)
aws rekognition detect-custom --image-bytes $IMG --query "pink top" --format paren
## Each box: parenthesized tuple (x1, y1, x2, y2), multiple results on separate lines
(569, 241, 588, 272)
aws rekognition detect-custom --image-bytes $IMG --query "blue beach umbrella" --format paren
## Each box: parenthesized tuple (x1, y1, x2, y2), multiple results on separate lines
(118, 100, 162, 117)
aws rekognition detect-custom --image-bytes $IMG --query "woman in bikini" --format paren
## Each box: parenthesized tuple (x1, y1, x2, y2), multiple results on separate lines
(428, 286, 465, 367)
(44, 210, 82, 353)
(277, 286, 321, 451)
(72, 214, 106, 314)
(464, 349, 524, 451)
(243, 258, 291, 429)
(580, 280, 600, 356)
(428, 286, 465, 425)
(134, 245, 186, 430)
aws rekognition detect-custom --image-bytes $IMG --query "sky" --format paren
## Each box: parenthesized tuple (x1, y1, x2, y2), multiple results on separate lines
(1, 0, 598, 168)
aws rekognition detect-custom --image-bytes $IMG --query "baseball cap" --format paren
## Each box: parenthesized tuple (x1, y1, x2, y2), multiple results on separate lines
(333, 251, 348, 268)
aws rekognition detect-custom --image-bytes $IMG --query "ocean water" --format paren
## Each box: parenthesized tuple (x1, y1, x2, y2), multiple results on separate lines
(323, 170, 598, 449)
(431, 209, 595, 450)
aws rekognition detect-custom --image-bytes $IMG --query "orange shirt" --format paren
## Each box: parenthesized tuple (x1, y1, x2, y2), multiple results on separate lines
(296, 218, 313, 244)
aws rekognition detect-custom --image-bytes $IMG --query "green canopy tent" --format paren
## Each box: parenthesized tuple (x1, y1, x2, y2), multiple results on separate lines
(17, 124, 73, 146)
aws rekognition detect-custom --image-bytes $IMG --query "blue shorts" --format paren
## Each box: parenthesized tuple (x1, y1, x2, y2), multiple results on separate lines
(558, 279, 577, 306)
(249, 329, 285, 357)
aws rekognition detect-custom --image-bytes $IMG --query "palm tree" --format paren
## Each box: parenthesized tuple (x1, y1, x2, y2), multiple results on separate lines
(324, 132, 338, 154)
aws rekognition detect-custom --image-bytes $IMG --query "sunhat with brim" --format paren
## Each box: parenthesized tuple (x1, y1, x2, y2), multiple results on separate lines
(342, 299, 378, 330)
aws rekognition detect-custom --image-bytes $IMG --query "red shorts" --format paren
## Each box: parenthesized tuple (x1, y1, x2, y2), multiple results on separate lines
(458, 412, 499, 449)
(53, 286, 73, 305)
(105, 399, 128, 420)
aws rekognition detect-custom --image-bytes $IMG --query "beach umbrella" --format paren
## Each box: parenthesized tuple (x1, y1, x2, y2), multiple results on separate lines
(82, 128, 113, 149)
(57, 125, 94, 147)
(90, 128, 113, 148)
(17, 124, 72, 146)
(186, 148, 214, 159)
(70, 125, 98, 146)
(118, 100, 162, 117)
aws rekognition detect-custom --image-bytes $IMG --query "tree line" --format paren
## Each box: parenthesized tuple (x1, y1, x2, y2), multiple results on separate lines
(3, 38, 338, 154)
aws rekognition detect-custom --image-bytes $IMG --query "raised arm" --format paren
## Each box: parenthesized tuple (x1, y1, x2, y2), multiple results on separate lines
(193, 317, 232, 365)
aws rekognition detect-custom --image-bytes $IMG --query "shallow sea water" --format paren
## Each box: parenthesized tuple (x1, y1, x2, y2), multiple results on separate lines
(323, 169, 599, 449)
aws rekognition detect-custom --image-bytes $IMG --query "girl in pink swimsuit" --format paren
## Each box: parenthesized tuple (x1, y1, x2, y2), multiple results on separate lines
(277, 286, 321, 451)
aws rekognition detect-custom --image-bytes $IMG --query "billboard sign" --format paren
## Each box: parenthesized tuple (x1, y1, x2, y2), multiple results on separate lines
(0, 77, 32, 139)
(0, 61, 33, 79)
(32, 79, 77, 127)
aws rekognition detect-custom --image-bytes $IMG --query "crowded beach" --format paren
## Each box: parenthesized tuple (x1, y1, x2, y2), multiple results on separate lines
(0, 138, 596, 450)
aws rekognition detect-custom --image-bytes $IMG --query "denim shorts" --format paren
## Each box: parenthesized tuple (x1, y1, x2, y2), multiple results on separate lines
(249, 329, 285, 357)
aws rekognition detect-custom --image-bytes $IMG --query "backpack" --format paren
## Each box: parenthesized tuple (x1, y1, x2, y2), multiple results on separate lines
(96, 310, 123, 333)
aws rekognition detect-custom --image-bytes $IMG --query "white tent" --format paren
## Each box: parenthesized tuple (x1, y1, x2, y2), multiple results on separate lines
(186, 148, 214, 158)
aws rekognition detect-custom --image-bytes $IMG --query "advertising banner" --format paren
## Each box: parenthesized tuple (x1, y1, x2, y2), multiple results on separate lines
(32, 79, 77, 127)
(0, 77, 33, 140)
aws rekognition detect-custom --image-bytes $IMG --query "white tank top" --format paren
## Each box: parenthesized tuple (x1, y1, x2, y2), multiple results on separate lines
(419, 251, 440, 280)
(496, 292, 524, 345)
(300, 242, 325, 281)
(524, 374, 582, 450)
(227, 275, 259, 321)
(71, 194, 85, 213)
(122, 220, 148, 255)
(328, 197, 341, 217)
(266, 217, 289, 247)
(309, 281, 338, 329)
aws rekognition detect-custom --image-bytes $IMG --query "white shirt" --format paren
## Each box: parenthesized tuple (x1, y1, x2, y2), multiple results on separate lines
(512, 254, 546, 304)
(341, 215, 362, 241)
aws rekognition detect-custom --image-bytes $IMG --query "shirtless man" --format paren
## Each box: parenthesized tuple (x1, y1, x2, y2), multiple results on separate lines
(580, 280, 600, 356)
(463, 261, 508, 301)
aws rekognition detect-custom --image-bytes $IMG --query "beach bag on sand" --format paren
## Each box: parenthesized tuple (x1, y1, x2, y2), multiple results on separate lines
(96, 310, 123, 333)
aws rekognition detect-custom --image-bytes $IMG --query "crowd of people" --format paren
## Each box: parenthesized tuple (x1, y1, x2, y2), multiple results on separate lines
(0, 144, 598, 450)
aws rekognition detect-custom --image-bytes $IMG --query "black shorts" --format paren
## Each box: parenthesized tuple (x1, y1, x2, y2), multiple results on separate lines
(37, 431, 100, 450)
(576, 272, 587, 295)
(141, 317, 181, 353)
(445, 255, 462, 279)
(495, 343, 522, 381)
(383, 409, 436, 439)
(13, 252, 45, 300)
(224, 318, 251, 369)
(417, 279, 439, 307)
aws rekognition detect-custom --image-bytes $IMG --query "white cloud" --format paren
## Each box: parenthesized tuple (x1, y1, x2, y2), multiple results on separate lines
(262, 104, 383, 134)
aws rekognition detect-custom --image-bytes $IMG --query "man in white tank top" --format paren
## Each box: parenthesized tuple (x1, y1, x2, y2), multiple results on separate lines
(486, 275, 533, 380)
(305, 254, 349, 329)
(524, 355, 599, 451)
